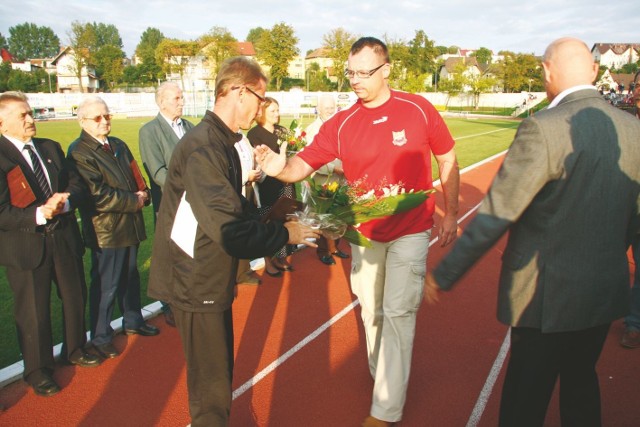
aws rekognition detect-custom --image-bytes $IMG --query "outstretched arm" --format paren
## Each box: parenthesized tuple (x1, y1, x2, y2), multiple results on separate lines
(434, 148, 460, 247)
(254, 142, 315, 183)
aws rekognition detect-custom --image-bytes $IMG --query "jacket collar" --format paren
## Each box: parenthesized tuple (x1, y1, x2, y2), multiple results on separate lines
(203, 110, 243, 146)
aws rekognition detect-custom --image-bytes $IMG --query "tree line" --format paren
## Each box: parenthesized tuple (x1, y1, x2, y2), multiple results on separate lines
(1, 21, 560, 94)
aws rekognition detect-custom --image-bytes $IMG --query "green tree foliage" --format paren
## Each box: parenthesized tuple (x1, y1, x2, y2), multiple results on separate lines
(385, 35, 410, 90)
(495, 52, 542, 92)
(305, 62, 335, 91)
(155, 39, 199, 88)
(406, 30, 437, 75)
(322, 28, 357, 92)
(257, 22, 299, 91)
(6, 68, 50, 92)
(0, 61, 11, 91)
(134, 27, 165, 84)
(472, 47, 492, 65)
(246, 27, 267, 55)
(94, 44, 124, 90)
(199, 26, 238, 75)
(0, 32, 6, 49)
(438, 61, 466, 108)
(447, 46, 460, 54)
(91, 22, 123, 49)
(8, 23, 60, 60)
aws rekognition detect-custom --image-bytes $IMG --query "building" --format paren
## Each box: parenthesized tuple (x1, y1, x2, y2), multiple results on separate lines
(591, 43, 640, 69)
(50, 47, 100, 93)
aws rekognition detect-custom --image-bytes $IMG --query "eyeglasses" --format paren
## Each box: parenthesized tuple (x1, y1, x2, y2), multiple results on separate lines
(344, 63, 386, 79)
(84, 114, 112, 122)
(244, 86, 266, 105)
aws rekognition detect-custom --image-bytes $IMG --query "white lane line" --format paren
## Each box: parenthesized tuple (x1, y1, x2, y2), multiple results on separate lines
(232, 300, 360, 400)
(466, 330, 511, 427)
(232, 152, 508, 410)
(454, 126, 519, 141)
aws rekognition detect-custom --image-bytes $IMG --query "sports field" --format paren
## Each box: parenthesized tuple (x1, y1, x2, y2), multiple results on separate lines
(0, 115, 520, 369)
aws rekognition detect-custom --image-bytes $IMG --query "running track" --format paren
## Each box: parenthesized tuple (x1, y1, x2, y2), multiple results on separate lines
(0, 153, 638, 426)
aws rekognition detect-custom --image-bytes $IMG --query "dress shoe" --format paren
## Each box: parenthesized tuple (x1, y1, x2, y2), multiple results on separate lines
(332, 250, 350, 259)
(274, 264, 294, 272)
(65, 349, 102, 367)
(265, 268, 283, 278)
(124, 323, 160, 336)
(621, 327, 640, 348)
(361, 415, 395, 427)
(163, 309, 176, 327)
(320, 255, 336, 265)
(238, 276, 261, 285)
(30, 374, 61, 397)
(94, 342, 120, 359)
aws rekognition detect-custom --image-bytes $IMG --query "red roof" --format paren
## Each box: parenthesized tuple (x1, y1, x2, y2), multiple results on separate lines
(236, 42, 255, 56)
(1, 48, 14, 63)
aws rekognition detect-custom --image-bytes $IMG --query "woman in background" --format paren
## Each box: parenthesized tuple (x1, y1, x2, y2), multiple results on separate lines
(247, 97, 296, 277)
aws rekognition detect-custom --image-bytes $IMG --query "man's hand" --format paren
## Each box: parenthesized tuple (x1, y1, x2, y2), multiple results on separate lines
(284, 219, 321, 248)
(135, 191, 148, 210)
(439, 214, 459, 247)
(40, 193, 69, 219)
(425, 272, 441, 304)
(254, 141, 287, 177)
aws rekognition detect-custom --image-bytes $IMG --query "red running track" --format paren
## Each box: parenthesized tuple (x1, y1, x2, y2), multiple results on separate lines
(1, 153, 638, 426)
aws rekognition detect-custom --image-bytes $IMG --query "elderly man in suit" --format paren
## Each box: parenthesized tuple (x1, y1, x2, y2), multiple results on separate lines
(426, 38, 640, 427)
(148, 56, 320, 426)
(139, 81, 194, 326)
(0, 91, 100, 397)
(68, 96, 159, 361)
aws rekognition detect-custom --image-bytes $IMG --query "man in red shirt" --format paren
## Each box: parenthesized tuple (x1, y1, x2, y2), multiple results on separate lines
(256, 37, 459, 427)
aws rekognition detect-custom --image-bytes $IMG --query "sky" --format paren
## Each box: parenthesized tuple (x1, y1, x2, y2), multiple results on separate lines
(1, 0, 638, 59)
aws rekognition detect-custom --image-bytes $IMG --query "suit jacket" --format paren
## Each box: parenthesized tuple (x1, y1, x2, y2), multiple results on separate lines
(434, 89, 640, 332)
(148, 111, 289, 313)
(67, 130, 148, 249)
(139, 114, 194, 213)
(0, 136, 85, 269)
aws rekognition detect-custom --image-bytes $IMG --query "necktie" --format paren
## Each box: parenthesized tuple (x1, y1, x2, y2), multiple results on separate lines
(24, 145, 53, 199)
(102, 142, 113, 154)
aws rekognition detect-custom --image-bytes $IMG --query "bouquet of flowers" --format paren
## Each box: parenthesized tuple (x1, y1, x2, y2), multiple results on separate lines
(274, 119, 307, 156)
(300, 176, 434, 247)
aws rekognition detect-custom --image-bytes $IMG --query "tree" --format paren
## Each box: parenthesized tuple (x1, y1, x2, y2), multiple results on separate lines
(90, 22, 123, 49)
(8, 23, 60, 60)
(135, 27, 165, 84)
(305, 61, 334, 91)
(495, 52, 541, 92)
(246, 27, 267, 55)
(0, 61, 11, 92)
(472, 47, 492, 65)
(406, 30, 437, 75)
(447, 46, 460, 54)
(384, 35, 410, 90)
(256, 23, 299, 91)
(438, 61, 466, 108)
(464, 66, 498, 109)
(67, 21, 96, 93)
(94, 44, 124, 90)
(199, 26, 238, 75)
(322, 28, 356, 92)
(0, 32, 6, 49)
(155, 39, 199, 88)
(6, 68, 49, 92)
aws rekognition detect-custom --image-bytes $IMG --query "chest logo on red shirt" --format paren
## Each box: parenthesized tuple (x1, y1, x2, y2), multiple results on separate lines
(391, 129, 407, 146)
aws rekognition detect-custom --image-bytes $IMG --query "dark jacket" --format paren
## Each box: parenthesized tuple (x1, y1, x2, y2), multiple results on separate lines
(247, 124, 286, 207)
(148, 111, 289, 312)
(0, 136, 85, 269)
(67, 130, 148, 249)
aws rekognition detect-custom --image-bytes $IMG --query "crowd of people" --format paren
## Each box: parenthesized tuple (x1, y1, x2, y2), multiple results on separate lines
(0, 36, 639, 427)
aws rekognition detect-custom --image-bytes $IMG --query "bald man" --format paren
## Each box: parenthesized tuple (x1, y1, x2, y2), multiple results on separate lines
(426, 38, 640, 426)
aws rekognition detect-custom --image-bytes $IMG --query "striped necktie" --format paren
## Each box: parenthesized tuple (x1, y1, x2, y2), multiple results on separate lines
(24, 145, 53, 199)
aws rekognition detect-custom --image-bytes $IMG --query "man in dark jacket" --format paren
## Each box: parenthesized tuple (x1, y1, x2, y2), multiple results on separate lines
(68, 96, 158, 360)
(0, 91, 100, 397)
(148, 57, 320, 426)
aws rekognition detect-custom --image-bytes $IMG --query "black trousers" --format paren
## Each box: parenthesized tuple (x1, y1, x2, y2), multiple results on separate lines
(6, 232, 87, 382)
(174, 306, 234, 427)
(499, 324, 610, 427)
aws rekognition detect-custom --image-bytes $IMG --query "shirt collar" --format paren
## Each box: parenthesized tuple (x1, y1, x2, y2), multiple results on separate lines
(160, 113, 181, 127)
(547, 85, 597, 109)
(4, 135, 33, 152)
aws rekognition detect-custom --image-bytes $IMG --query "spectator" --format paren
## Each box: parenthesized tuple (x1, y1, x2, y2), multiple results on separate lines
(0, 91, 100, 397)
(68, 96, 159, 360)
(139, 81, 195, 326)
(426, 38, 640, 426)
(247, 97, 297, 277)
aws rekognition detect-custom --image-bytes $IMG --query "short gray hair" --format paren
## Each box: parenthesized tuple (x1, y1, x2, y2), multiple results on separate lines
(77, 96, 109, 120)
(155, 81, 182, 105)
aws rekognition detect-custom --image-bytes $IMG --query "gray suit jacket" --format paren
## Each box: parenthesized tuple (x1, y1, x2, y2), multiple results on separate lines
(139, 113, 194, 211)
(435, 89, 640, 332)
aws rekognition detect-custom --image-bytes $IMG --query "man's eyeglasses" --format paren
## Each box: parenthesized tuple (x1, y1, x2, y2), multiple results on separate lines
(344, 63, 386, 79)
(84, 114, 112, 122)
(244, 86, 266, 105)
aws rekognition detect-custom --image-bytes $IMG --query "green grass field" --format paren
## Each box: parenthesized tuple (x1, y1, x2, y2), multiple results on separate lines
(0, 115, 519, 369)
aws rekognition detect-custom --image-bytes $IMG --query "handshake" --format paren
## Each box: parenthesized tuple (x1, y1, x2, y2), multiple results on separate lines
(40, 192, 70, 220)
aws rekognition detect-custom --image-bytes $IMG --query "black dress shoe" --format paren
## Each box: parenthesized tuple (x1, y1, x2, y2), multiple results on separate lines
(320, 255, 336, 265)
(94, 342, 120, 359)
(265, 268, 283, 277)
(332, 250, 350, 259)
(124, 323, 160, 336)
(66, 350, 102, 367)
(30, 374, 61, 397)
(163, 309, 176, 327)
